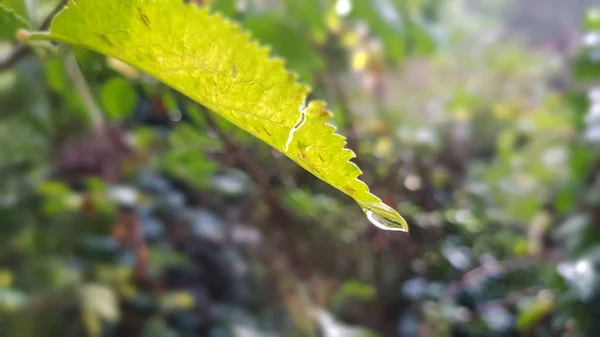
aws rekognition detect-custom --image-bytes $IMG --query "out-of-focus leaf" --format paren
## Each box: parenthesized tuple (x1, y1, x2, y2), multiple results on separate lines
(160, 291, 195, 311)
(283, 0, 326, 41)
(573, 50, 600, 82)
(37, 180, 70, 196)
(209, 0, 235, 17)
(0, 3, 29, 39)
(333, 280, 376, 304)
(554, 182, 578, 216)
(0, 289, 28, 311)
(0, 269, 13, 288)
(164, 124, 218, 188)
(585, 8, 600, 31)
(100, 77, 137, 119)
(409, 21, 436, 55)
(0, 70, 18, 99)
(496, 129, 517, 163)
(517, 296, 553, 330)
(132, 126, 156, 151)
(44, 57, 67, 93)
(80, 284, 120, 337)
(0, 0, 27, 20)
(243, 14, 324, 84)
(506, 195, 541, 222)
(283, 188, 340, 218)
(570, 142, 595, 181)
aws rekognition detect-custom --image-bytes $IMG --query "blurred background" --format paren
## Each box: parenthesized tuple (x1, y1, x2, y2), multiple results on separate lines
(1, 0, 600, 336)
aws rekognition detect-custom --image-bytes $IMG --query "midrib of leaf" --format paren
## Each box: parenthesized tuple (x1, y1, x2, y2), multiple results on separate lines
(28, 0, 408, 231)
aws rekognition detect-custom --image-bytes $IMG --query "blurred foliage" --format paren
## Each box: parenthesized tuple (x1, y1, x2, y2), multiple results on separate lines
(0, 0, 600, 337)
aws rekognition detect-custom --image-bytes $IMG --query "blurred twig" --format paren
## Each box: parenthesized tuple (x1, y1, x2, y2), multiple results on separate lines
(0, 0, 67, 71)
(0, 45, 30, 71)
(64, 53, 104, 127)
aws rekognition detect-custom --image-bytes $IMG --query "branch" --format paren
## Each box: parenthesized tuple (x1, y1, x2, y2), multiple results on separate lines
(0, 0, 67, 71)
(64, 52, 104, 127)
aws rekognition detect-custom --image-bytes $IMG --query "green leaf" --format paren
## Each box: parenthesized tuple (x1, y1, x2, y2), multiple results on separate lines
(30, 0, 408, 231)
(0, 0, 28, 23)
(100, 77, 137, 119)
(0, 3, 29, 39)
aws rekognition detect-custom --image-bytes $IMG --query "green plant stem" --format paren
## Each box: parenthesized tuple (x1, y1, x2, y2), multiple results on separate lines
(64, 53, 104, 128)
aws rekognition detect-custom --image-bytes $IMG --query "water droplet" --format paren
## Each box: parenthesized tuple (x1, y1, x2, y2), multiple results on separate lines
(363, 209, 408, 232)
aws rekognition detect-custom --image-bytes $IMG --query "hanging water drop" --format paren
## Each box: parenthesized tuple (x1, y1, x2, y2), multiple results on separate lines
(363, 209, 408, 232)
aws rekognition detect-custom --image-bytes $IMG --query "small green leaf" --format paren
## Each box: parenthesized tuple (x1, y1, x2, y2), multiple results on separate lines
(0, 3, 29, 39)
(30, 0, 408, 231)
(100, 77, 137, 119)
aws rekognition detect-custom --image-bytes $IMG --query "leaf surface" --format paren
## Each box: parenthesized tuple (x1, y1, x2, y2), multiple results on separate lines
(33, 0, 408, 231)
(0, 3, 29, 39)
